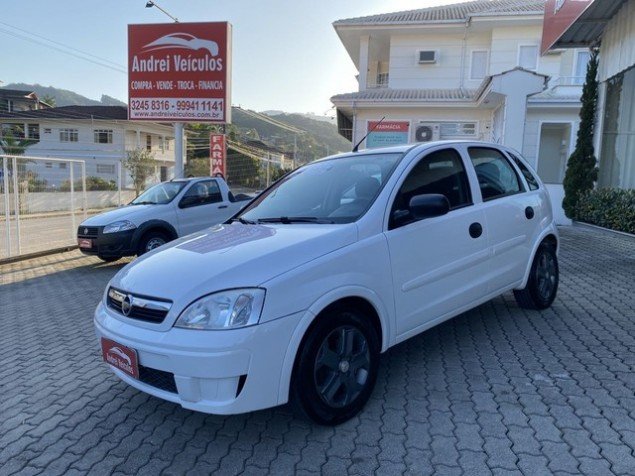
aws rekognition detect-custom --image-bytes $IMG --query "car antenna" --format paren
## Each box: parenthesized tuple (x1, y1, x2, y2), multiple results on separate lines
(352, 116, 385, 153)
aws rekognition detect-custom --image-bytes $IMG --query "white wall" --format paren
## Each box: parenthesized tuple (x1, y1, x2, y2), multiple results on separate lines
(598, 0, 635, 82)
(352, 107, 492, 149)
(21, 190, 137, 213)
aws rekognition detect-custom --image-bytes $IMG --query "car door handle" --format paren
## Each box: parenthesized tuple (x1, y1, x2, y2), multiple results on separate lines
(469, 222, 483, 239)
(525, 206, 535, 219)
(218, 205, 228, 209)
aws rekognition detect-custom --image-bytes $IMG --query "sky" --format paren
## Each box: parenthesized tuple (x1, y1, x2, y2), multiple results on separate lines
(0, 0, 459, 115)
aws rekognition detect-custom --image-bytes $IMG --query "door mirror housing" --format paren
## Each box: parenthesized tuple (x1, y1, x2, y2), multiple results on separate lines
(409, 194, 450, 220)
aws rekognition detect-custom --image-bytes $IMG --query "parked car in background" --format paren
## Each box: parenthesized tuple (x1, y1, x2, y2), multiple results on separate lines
(78, 177, 251, 261)
(95, 141, 559, 425)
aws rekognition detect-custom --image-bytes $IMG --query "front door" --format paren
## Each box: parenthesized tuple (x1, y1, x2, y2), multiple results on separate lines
(177, 180, 226, 235)
(385, 147, 490, 339)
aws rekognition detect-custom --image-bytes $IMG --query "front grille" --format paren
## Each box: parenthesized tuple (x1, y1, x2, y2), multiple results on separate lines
(78, 226, 99, 237)
(107, 288, 171, 324)
(138, 365, 177, 393)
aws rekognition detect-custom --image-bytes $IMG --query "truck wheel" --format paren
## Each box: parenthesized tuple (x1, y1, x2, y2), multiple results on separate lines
(291, 306, 380, 426)
(137, 231, 168, 256)
(514, 243, 559, 310)
(98, 255, 120, 263)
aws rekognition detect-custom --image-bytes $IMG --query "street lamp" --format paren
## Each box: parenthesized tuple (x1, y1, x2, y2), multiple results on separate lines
(145, 1, 179, 23)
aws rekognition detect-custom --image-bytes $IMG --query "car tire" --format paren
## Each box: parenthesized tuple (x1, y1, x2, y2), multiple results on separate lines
(98, 255, 120, 263)
(137, 230, 169, 256)
(514, 243, 559, 310)
(291, 305, 380, 426)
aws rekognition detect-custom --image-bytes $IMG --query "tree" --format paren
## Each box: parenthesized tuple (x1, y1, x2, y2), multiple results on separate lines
(562, 49, 599, 218)
(0, 125, 36, 156)
(122, 148, 156, 196)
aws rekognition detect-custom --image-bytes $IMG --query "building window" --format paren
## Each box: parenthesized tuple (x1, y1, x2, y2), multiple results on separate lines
(44, 128, 52, 134)
(45, 162, 52, 168)
(440, 122, 477, 139)
(96, 163, 116, 174)
(27, 123, 40, 140)
(60, 129, 78, 142)
(59, 162, 67, 169)
(574, 50, 591, 84)
(94, 129, 113, 144)
(599, 66, 635, 189)
(470, 50, 488, 80)
(518, 45, 539, 70)
(146, 134, 152, 151)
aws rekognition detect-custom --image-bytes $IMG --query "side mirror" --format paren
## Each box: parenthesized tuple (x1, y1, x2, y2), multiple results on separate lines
(409, 194, 450, 220)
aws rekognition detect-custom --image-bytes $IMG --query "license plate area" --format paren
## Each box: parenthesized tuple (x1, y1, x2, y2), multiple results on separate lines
(78, 238, 93, 249)
(101, 338, 139, 379)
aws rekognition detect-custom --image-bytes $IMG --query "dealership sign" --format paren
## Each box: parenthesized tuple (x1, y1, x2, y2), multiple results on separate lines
(128, 22, 232, 122)
(366, 121, 410, 148)
(210, 133, 227, 177)
(541, 0, 594, 54)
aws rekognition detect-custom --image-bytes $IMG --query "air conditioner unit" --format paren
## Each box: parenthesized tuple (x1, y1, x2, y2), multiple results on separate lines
(414, 122, 441, 142)
(418, 50, 437, 64)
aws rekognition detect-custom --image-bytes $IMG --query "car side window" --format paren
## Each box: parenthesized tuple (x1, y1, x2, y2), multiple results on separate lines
(179, 180, 222, 208)
(468, 147, 523, 201)
(507, 151, 540, 191)
(389, 148, 472, 229)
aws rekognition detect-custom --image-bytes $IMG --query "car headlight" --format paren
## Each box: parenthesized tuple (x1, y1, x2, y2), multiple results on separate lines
(103, 220, 137, 234)
(175, 288, 266, 330)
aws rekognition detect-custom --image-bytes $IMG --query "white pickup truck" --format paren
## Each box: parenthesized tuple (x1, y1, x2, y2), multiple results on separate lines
(77, 177, 251, 262)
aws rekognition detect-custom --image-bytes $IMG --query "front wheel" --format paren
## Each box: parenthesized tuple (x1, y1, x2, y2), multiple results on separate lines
(291, 306, 380, 425)
(514, 243, 559, 310)
(137, 231, 168, 256)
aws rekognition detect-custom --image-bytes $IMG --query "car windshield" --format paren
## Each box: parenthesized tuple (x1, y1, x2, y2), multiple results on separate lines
(238, 153, 402, 224)
(131, 182, 186, 205)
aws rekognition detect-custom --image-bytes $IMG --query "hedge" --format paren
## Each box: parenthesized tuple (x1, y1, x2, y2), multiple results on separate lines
(575, 188, 635, 235)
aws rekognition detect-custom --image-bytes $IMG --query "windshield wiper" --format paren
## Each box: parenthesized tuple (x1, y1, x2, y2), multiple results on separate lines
(256, 216, 335, 224)
(230, 217, 256, 224)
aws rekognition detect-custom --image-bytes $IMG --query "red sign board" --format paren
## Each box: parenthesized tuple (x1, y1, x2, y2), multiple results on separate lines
(541, 0, 595, 54)
(368, 121, 410, 132)
(101, 338, 139, 379)
(128, 22, 232, 122)
(210, 133, 227, 178)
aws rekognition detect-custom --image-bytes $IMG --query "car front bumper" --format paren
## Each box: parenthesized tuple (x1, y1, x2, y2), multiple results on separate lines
(94, 302, 303, 415)
(78, 228, 136, 257)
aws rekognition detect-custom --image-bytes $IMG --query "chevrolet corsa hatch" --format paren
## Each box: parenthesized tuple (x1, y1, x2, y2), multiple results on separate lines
(95, 141, 559, 425)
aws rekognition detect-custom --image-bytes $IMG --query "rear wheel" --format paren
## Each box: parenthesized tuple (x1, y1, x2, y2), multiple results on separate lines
(98, 255, 120, 263)
(514, 243, 559, 310)
(291, 306, 380, 425)
(137, 230, 168, 256)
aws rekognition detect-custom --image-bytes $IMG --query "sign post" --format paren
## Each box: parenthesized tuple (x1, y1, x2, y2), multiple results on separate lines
(128, 22, 232, 178)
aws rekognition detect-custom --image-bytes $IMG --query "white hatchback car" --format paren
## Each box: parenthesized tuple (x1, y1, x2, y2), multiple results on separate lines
(95, 141, 559, 425)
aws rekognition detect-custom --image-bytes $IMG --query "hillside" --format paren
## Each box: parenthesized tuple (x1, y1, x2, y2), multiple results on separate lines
(1, 83, 126, 107)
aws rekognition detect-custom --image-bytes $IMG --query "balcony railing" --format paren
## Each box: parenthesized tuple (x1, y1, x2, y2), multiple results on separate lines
(550, 76, 586, 87)
(367, 73, 389, 89)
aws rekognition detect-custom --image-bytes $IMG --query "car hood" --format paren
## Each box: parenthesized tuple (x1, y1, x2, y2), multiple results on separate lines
(110, 222, 358, 303)
(80, 205, 156, 227)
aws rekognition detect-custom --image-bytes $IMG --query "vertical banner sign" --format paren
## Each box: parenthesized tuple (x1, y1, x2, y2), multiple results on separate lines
(366, 121, 410, 148)
(210, 134, 227, 178)
(128, 22, 232, 122)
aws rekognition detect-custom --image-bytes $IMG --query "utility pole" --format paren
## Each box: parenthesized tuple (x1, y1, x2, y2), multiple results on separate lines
(145, 1, 183, 177)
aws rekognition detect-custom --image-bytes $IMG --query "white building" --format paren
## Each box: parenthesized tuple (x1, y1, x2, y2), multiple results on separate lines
(543, 0, 635, 191)
(0, 105, 176, 187)
(331, 0, 591, 223)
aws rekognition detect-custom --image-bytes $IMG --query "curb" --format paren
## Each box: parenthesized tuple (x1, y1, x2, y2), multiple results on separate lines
(0, 245, 79, 265)
(572, 221, 635, 239)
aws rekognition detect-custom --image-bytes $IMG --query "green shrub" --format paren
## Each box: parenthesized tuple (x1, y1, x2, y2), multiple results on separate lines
(59, 176, 117, 191)
(575, 188, 635, 234)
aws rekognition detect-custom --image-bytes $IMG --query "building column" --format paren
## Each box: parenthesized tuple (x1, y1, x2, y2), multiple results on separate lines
(359, 35, 370, 91)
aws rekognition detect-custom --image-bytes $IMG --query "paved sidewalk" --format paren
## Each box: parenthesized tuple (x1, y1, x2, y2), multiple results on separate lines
(1, 226, 634, 475)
